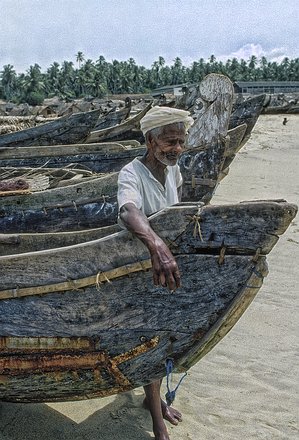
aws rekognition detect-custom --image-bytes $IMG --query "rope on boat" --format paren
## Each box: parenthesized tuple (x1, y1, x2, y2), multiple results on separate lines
(192, 206, 203, 240)
(0, 259, 152, 300)
(95, 271, 111, 290)
(218, 245, 226, 265)
(165, 358, 187, 406)
(0, 189, 31, 197)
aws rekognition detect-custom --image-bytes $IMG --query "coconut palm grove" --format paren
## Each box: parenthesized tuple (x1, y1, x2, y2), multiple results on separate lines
(1, 52, 298, 105)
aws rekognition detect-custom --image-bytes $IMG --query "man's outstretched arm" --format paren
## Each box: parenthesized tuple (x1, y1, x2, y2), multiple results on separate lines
(119, 203, 180, 291)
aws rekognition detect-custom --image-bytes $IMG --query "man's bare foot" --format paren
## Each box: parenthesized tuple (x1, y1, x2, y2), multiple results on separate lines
(161, 399, 182, 425)
(143, 398, 182, 425)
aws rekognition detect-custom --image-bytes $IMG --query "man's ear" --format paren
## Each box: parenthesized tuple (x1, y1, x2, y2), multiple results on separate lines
(146, 132, 155, 148)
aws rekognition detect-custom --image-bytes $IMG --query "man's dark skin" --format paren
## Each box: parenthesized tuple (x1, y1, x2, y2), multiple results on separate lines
(119, 122, 186, 440)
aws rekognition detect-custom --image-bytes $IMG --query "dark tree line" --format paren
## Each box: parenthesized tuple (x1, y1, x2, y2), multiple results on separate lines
(0, 53, 298, 105)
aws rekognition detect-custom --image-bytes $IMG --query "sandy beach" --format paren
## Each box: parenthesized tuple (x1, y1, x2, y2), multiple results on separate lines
(0, 114, 298, 440)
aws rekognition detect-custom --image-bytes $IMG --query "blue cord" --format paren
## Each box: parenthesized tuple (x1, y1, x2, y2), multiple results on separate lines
(165, 358, 187, 406)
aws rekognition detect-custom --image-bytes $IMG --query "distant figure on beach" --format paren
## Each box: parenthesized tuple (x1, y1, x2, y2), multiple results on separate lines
(117, 106, 194, 440)
(283, 117, 288, 126)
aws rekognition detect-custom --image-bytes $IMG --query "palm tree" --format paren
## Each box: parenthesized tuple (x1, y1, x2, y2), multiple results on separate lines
(171, 57, 184, 84)
(108, 60, 122, 94)
(239, 59, 249, 80)
(288, 58, 299, 81)
(45, 62, 60, 95)
(76, 51, 85, 69)
(229, 57, 240, 81)
(209, 54, 216, 65)
(1, 54, 299, 102)
(248, 55, 258, 80)
(20, 64, 45, 104)
(0, 64, 17, 100)
(21, 64, 44, 93)
(58, 61, 76, 98)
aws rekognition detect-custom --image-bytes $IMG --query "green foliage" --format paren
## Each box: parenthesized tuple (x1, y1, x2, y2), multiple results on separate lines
(24, 91, 45, 106)
(0, 54, 298, 103)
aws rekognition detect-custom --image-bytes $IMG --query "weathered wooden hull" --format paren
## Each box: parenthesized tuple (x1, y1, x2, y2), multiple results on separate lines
(93, 101, 131, 130)
(86, 103, 151, 144)
(229, 94, 266, 146)
(0, 173, 119, 233)
(180, 74, 234, 203)
(286, 105, 299, 114)
(0, 200, 296, 402)
(0, 109, 102, 148)
(262, 94, 299, 114)
(0, 224, 121, 255)
(218, 123, 247, 181)
(0, 142, 145, 173)
(175, 85, 265, 148)
(0, 166, 97, 192)
(0, 115, 57, 135)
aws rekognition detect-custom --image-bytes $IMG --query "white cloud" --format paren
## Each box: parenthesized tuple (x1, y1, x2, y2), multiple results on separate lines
(218, 43, 292, 63)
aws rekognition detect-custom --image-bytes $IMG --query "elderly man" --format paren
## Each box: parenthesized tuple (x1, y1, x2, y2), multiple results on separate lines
(117, 106, 194, 440)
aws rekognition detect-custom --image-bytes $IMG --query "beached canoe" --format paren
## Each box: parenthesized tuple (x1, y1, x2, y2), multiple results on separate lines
(0, 121, 248, 253)
(0, 223, 121, 256)
(0, 166, 96, 189)
(0, 172, 119, 233)
(93, 98, 132, 130)
(0, 109, 102, 148)
(86, 103, 152, 144)
(179, 73, 234, 203)
(0, 115, 57, 135)
(0, 199, 296, 403)
(176, 84, 265, 148)
(262, 93, 298, 114)
(228, 94, 266, 147)
(218, 123, 247, 181)
(0, 141, 145, 173)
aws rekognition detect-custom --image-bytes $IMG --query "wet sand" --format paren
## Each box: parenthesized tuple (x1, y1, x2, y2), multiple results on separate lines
(0, 114, 298, 440)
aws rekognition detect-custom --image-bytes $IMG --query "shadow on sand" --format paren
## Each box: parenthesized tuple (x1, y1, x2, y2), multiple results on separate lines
(0, 391, 154, 440)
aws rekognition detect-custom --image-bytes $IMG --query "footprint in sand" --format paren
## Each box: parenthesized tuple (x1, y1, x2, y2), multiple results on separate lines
(287, 238, 299, 245)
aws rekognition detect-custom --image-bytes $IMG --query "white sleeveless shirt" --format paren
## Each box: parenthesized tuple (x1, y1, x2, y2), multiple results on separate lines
(117, 157, 183, 217)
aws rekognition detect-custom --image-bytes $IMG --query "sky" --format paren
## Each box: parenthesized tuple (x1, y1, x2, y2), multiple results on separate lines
(0, 0, 298, 73)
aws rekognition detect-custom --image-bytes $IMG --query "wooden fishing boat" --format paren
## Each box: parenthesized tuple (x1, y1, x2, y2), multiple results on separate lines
(175, 84, 265, 150)
(86, 103, 152, 144)
(218, 123, 247, 181)
(93, 98, 132, 130)
(179, 73, 234, 203)
(0, 199, 296, 403)
(228, 94, 266, 147)
(0, 166, 96, 189)
(0, 141, 144, 173)
(0, 109, 102, 148)
(262, 94, 298, 114)
(0, 172, 119, 233)
(0, 115, 56, 135)
(174, 83, 201, 111)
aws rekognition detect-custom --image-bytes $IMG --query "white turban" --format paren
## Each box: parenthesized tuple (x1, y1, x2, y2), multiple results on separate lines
(140, 106, 194, 135)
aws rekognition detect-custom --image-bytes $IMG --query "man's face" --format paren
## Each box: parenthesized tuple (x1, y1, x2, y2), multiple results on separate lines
(150, 124, 186, 166)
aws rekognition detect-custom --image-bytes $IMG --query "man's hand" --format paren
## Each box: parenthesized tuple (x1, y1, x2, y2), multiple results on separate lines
(150, 238, 181, 291)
